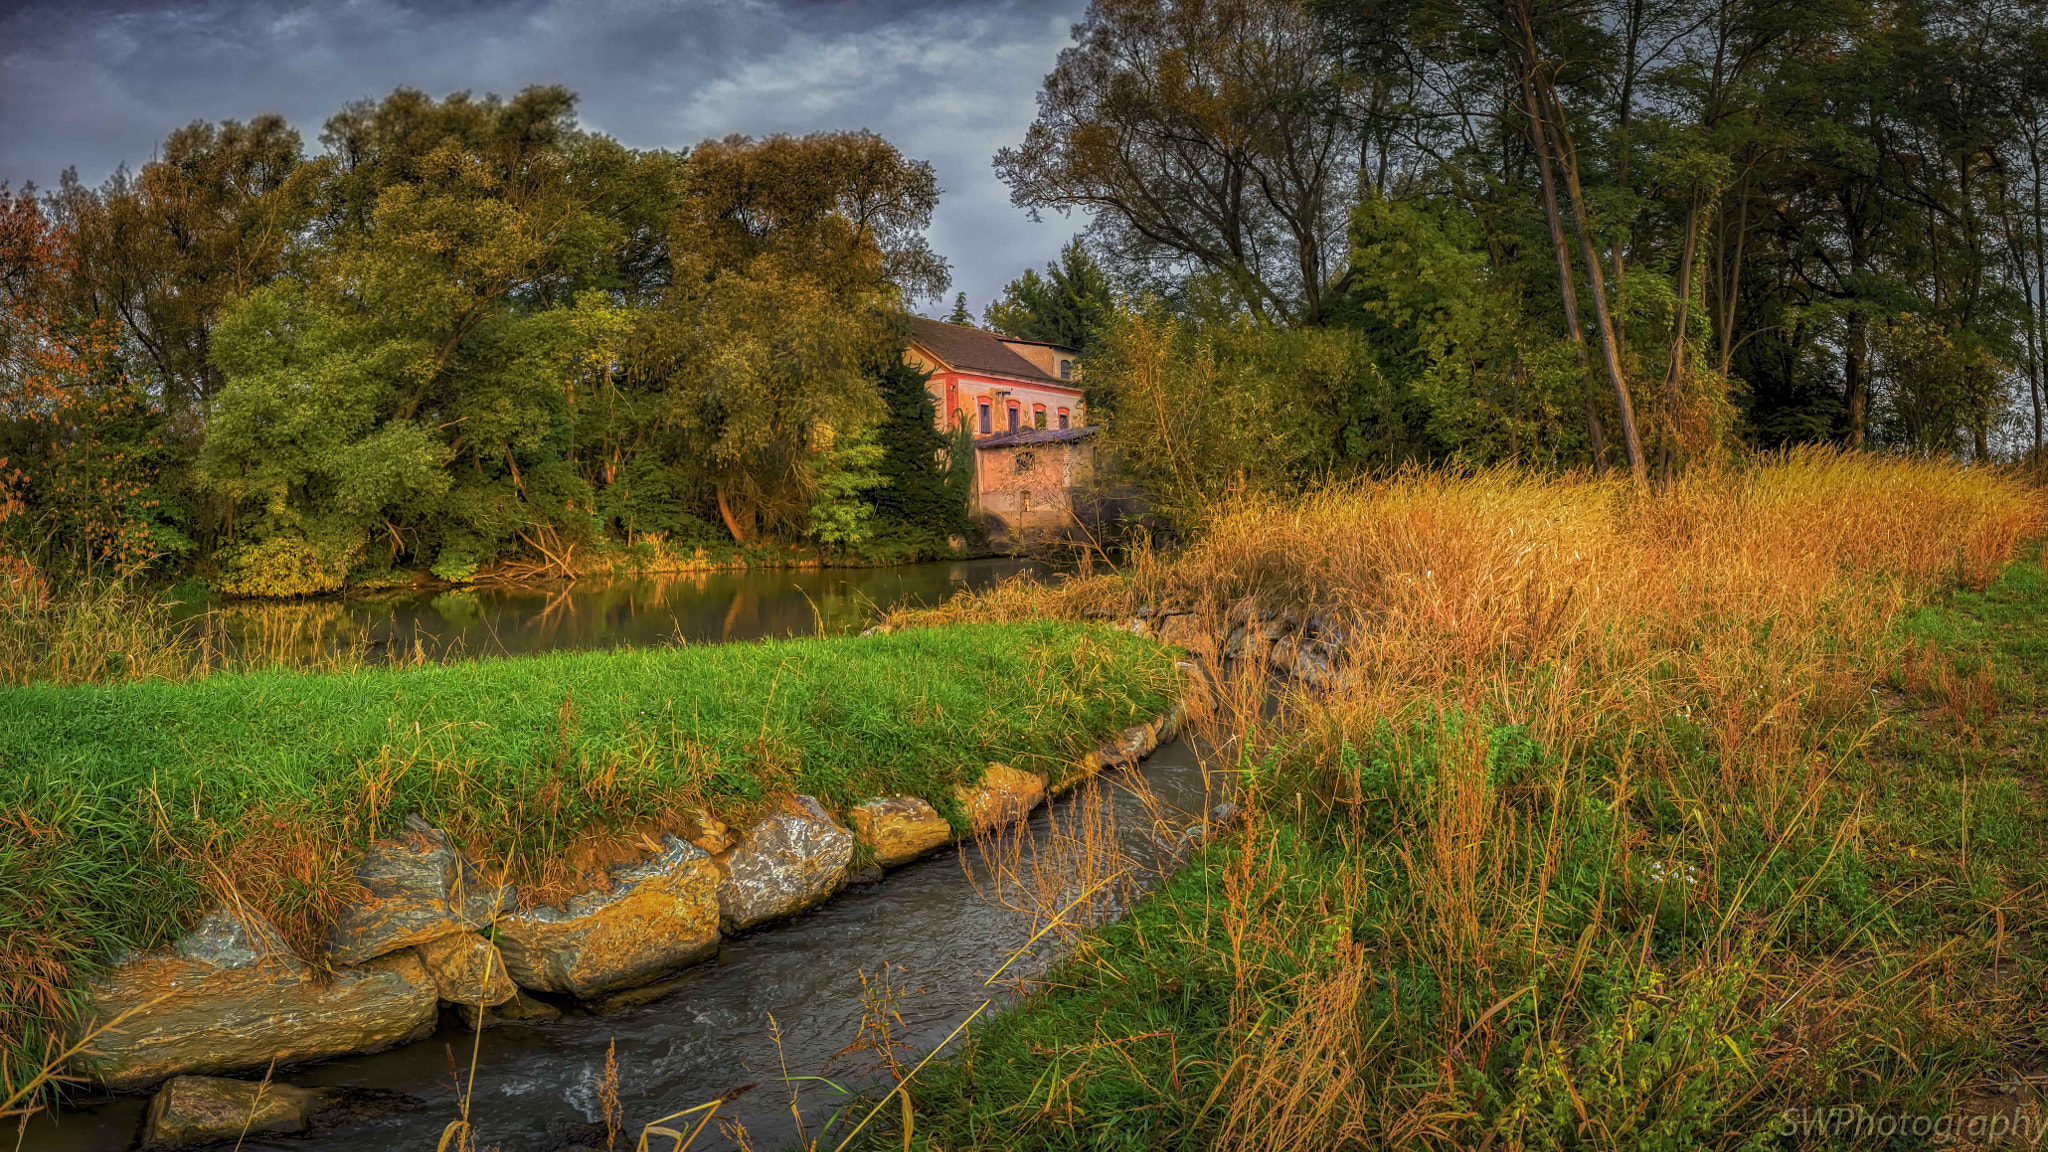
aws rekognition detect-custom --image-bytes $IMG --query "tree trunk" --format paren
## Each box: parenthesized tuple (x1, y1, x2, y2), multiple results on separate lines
(2032, 129, 2048, 458)
(716, 486, 750, 543)
(1540, 75, 1647, 482)
(1660, 197, 1702, 485)
(1716, 174, 1750, 378)
(1844, 195, 1870, 449)
(1845, 310, 1868, 450)
(1523, 76, 1607, 469)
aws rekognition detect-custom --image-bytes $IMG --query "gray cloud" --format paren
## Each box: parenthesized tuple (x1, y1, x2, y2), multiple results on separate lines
(0, 0, 1088, 312)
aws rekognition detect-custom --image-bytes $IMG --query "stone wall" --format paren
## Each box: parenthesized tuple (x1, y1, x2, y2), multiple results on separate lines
(76, 682, 1203, 1099)
(974, 439, 1094, 536)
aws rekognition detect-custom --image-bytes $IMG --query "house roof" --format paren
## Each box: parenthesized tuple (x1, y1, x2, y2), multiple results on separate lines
(990, 334, 1080, 354)
(905, 315, 1061, 384)
(975, 425, 1099, 449)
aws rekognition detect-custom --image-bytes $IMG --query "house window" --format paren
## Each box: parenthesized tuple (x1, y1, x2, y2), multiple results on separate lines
(1057, 408, 1069, 430)
(1033, 404, 1047, 429)
(1059, 359, 1072, 380)
(978, 402, 991, 434)
(1007, 403, 1020, 432)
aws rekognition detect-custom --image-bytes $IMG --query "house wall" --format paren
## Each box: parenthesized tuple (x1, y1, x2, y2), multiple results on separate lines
(974, 440, 1095, 534)
(942, 374, 1084, 437)
(996, 341, 1078, 384)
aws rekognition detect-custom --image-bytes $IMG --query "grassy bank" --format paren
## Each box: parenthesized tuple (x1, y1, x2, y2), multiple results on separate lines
(0, 620, 1179, 1095)
(869, 452, 2048, 1150)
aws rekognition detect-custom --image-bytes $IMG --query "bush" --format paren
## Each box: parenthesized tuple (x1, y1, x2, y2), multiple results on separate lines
(214, 534, 356, 597)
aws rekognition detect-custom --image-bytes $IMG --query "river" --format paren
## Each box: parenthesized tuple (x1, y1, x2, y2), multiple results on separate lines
(175, 558, 1045, 665)
(20, 560, 1220, 1152)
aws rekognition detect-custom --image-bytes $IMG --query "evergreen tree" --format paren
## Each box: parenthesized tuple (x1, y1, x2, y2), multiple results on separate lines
(983, 238, 1114, 354)
(868, 352, 968, 535)
(946, 292, 974, 326)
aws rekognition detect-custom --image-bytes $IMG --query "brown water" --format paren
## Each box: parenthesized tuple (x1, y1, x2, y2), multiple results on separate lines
(21, 560, 1221, 1152)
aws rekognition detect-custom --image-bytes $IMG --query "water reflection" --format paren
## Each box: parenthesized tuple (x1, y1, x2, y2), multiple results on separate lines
(179, 558, 1042, 665)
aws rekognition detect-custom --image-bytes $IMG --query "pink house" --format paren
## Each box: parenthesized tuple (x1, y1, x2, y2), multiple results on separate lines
(903, 316, 1095, 537)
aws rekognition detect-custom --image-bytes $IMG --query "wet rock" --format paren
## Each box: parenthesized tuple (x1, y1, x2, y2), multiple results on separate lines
(458, 988, 564, 1030)
(1152, 612, 1209, 651)
(326, 816, 513, 964)
(142, 1075, 324, 1148)
(415, 931, 516, 1007)
(1155, 698, 1187, 745)
(496, 835, 719, 1000)
(848, 796, 951, 867)
(1289, 637, 1343, 687)
(845, 865, 887, 885)
(1223, 609, 1302, 663)
(1106, 719, 1163, 767)
(1221, 624, 1252, 661)
(954, 762, 1047, 833)
(84, 908, 439, 1091)
(685, 808, 732, 855)
(142, 1078, 422, 1148)
(1052, 747, 1110, 798)
(717, 795, 854, 932)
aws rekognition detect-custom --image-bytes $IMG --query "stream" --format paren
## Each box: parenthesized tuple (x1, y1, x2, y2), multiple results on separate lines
(21, 560, 1220, 1152)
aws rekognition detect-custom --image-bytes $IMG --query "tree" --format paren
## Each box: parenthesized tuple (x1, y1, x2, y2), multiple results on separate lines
(983, 237, 1116, 354)
(0, 187, 190, 575)
(946, 292, 974, 326)
(868, 350, 968, 535)
(997, 0, 1355, 326)
(202, 87, 657, 586)
(634, 130, 950, 544)
(43, 115, 313, 420)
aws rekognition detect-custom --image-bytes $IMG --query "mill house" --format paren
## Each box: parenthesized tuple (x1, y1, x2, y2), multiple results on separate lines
(903, 315, 1096, 539)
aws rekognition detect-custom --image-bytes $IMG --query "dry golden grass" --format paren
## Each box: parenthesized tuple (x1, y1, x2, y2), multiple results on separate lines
(887, 450, 2048, 1150)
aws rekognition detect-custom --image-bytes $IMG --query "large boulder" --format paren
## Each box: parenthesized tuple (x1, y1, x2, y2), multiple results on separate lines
(717, 796, 854, 932)
(141, 1076, 419, 1149)
(954, 763, 1047, 833)
(495, 835, 720, 1000)
(415, 931, 517, 1007)
(142, 1075, 323, 1148)
(326, 816, 513, 964)
(83, 908, 439, 1091)
(1152, 612, 1210, 651)
(848, 796, 952, 867)
(1053, 720, 1161, 798)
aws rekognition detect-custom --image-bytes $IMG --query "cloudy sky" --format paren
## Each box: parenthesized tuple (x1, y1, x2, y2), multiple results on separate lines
(0, 0, 1090, 315)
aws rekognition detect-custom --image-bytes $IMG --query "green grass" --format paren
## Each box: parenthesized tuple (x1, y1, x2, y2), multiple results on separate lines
(876, 557, 2048, 1151)
(0, 619, 1179, 1095)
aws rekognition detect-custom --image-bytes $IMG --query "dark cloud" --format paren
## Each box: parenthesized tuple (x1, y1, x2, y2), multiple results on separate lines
(0, 0, 1088, 311)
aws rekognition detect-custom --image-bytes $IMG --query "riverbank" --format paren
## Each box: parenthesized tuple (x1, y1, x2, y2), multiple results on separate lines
(864, 452, 2048, 1149)
(2, 557, 1046, 688)
(0, 620, 1181, 1098)
(346, 529, 980, 595)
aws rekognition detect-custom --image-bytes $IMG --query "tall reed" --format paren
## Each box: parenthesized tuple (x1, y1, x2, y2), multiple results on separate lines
(886, 450, 2048, 1149)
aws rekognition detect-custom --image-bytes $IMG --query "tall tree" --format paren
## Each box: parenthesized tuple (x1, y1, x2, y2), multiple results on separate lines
(997, 0, 1355, 325)
(983, 237, 1116, 354)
